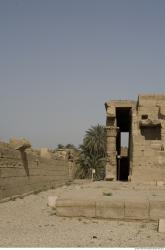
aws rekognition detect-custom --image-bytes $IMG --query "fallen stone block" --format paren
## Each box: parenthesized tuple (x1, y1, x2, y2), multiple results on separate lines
(124, 199, 149, 220)
(47, 196, 58, 208)
(56, 199, 96, 218)
(149, 200, 165, 220)
(96, 199, 124, 219)
(158, 219, 165, 233)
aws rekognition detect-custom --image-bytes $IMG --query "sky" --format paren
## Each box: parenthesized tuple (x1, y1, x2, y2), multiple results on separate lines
(0, 0, 165, 149)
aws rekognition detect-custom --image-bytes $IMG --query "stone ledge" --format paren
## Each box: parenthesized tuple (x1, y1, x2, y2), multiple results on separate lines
(124, 199, 149, 220)
(56, 198, 165, 221)
(56, 199, 96, 218)
(96, 199, 124, 219)
(149, 200, 165, 220)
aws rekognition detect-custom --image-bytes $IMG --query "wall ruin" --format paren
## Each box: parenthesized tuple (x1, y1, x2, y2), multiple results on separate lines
(105, 94, 165, 183)
(0, 141, 69, 200)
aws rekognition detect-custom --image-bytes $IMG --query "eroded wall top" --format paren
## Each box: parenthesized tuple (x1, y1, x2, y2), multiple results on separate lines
(138, 94, 165, 107)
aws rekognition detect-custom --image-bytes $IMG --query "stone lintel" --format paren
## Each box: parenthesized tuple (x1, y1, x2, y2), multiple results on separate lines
(105, 100, 136, 110)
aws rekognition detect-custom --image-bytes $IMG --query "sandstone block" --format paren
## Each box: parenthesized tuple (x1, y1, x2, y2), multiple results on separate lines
(96, 199, 124, 219)
(156, 181, 164, 187)
(151, 143, 162, 150)
(105, 176, 115, 181)
(158, 219, 165, 233)
(138, 106, 159, 113)
(149, 200, 165, 220)
(107, 145, 116, 152)
(107, 106, 116, 117)
(107, 137, 116, 144)
(47, 196, 58, 208)
(124, 199, 149, 219)
(106, 127, 118, 137)
(56, 199, 96, 218)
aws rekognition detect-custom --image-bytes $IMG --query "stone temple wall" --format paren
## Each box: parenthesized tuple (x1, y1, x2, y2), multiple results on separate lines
(131, 95, 165, 182)
(105, 94, 165, 183)
(0, 141, 69, 200)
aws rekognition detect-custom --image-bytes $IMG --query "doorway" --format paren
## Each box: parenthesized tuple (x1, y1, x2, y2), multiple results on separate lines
(116, 108, 131, 181)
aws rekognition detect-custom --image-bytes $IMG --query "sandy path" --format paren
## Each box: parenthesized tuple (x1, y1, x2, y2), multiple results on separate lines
(0, 181, 165, 247)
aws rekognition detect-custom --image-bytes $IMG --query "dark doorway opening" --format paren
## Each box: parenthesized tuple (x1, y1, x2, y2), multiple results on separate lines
(116, 108, 131, 181)
(119, 157, 129, 180)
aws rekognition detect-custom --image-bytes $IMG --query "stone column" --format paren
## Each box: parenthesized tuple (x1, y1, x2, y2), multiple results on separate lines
(105, 126, 118, 181)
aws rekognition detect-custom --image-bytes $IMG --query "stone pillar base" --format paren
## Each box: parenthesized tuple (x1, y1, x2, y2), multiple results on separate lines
(105, 165, 115, 181)
(105, 174, 115, 181)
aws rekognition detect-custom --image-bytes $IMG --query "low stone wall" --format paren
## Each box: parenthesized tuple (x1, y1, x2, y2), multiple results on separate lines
(0, 141, 69, 200)
(56, 198, 165, 221)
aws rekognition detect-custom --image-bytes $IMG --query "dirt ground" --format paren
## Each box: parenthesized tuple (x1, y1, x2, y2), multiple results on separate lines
(0, 180, 165, 247)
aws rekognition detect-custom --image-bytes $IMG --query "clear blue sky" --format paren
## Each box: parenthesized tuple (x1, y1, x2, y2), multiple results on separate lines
(0, 0, 165, 148)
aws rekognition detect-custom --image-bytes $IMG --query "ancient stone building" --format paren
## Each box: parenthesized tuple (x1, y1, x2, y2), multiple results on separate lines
(105, 94, 165, 183)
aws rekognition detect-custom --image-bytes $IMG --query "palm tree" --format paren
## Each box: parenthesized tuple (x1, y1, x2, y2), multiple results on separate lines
(76, 124, 106, 179)
(83, 124, 106, 157)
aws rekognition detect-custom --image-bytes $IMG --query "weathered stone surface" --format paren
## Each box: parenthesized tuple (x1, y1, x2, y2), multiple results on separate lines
(156, 181, 164, 187)
(96, 199, 124, 219)
(105, 94, 165, 182)
(47, 196, 58, 208)
(138, 94, 165, 107)
(56, 199, 96, 218)
(9, 138, 31, 150)
(124, 199, 149, 219)
(0, 141, 69, 200)
(54, 149, 67, 160)
(106, 126, 118, 137)
(158, 219, 165, 233)
(55, 195, 165, 221)
(107, 106, 116, 117)
(149, 200, 165, 220)
(139, 119, 161, 127)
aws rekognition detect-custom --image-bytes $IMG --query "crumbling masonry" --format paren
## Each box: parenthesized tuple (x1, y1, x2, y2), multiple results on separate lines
(105, 94, 165, 182)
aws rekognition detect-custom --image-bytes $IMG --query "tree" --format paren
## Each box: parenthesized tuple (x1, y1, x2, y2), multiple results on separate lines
(65, 144, 76, 149)
(76, 124, 106, 180)
(57, 144, 65, 149)
(83, 124, 106, 157)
